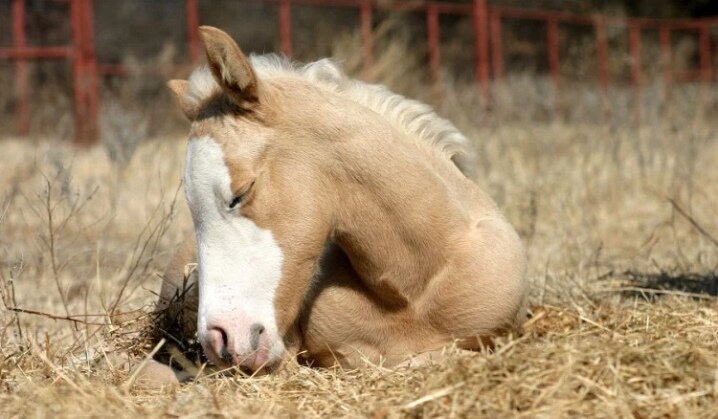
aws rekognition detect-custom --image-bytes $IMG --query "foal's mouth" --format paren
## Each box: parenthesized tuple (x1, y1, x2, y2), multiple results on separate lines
(208, 346, 276, 376)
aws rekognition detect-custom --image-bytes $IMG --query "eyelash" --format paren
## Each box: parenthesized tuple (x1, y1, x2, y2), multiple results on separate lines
(229, 182, 254, 210)
(228, 181, 254, 210)
(228, 195, 242, 209)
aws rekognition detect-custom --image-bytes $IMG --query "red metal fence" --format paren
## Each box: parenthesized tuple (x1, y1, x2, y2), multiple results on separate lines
(1, 0, 99, 145)
(2, 0, 717, 144)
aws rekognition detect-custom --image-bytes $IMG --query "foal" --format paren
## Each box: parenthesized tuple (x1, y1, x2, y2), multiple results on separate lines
(163, 26, 528, 373)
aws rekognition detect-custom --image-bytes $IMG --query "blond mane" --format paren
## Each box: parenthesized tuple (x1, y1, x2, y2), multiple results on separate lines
(185, 55, 477, 178)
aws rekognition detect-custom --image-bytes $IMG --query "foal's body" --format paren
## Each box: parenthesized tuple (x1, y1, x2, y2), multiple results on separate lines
(166, 211, 525, 369)
(293, 102, 527, 366)
(162, 26, 527, 371)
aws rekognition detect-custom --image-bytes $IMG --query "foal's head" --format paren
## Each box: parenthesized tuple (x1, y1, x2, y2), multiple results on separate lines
(168, 27, 350, 372)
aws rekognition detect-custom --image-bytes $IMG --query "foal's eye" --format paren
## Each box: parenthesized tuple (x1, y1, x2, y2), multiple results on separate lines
(228, 196, 243, 210)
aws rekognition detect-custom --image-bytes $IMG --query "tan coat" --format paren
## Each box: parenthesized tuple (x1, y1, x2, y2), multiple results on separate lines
(162, 26, 528, 370)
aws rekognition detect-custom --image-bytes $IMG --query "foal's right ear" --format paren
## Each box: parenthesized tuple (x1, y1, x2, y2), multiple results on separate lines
(198, 26, 258, 105)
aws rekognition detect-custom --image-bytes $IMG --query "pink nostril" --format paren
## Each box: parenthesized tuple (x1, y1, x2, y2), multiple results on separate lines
(203, 322, 270, 370)
(249, 323, 265, 351)
(206, 327, 231, 363)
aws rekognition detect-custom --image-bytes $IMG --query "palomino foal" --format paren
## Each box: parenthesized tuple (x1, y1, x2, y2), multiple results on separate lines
(165, 26, 528, 373)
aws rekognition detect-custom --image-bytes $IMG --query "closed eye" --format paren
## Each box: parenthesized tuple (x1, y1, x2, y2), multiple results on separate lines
(228, 181, 254, 210)
(228, 195, 243, 209)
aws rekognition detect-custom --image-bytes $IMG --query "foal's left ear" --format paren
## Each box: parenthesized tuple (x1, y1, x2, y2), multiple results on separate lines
(199, 26, 258, 104)
(167, 79, 199, 120)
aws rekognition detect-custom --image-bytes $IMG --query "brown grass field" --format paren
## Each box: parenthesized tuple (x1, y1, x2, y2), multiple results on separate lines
(1, 32, 718, 417)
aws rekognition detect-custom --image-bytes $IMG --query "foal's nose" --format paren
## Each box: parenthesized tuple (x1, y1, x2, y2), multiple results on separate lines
(203, 322, 268, 370)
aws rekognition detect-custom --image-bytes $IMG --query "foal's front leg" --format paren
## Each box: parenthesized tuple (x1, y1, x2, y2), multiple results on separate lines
(299, 244, 453, 369)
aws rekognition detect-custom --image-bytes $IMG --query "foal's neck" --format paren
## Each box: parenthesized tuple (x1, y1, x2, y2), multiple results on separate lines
(329, 128, 484, 305)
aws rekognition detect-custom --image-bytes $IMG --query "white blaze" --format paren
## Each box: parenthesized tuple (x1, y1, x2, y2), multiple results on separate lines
(184, 136, 285, 361)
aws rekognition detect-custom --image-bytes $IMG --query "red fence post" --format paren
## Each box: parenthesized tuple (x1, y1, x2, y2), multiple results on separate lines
(360, 0, 373, 81)
(595, 17, 609, 93)
(473, 0, 490, 104)
(546, 17, 560, 93)
(278, 0, 293, 57)
(81, 0, 98, 144)
(659, 25, 671, 96)
(490, 10, 503, 81)
(70, 0, 99, 145)
(426, 4, 441, 90)
(186, 0, 201, 64)
(70, 0, 87, 145)
(12, 0, 29, 135)
(628, 22, 642, 121)
(628, 23, 642, 88)
(594, 16, 609, 116)
(698, 22, 712, 82)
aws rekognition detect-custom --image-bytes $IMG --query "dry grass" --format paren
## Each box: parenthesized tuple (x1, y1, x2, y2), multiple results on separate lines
(2, 29, 718, 417)
(1, 114, 717, 417)
(1, 299, 716, 417)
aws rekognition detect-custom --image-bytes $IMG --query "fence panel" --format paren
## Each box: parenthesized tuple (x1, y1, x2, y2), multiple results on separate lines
(1, 0, 716, 144)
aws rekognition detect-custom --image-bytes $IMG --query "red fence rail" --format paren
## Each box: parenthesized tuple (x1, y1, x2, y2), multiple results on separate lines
(1, 0, 99, 145)
(2, 0, 717, 144)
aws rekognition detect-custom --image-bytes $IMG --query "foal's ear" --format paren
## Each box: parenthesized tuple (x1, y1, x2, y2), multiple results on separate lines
(199, 26, 258, 104)
(167, 79, 199, 120)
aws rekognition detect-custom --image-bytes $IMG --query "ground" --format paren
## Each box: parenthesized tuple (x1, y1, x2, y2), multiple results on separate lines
(1, 116, 717, 417)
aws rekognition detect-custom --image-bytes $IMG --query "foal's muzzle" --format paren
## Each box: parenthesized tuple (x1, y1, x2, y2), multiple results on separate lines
(201, 319, 273, 373)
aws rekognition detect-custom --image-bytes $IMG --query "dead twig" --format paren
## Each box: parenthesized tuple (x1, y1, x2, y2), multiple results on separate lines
(109, 181, 181, 315)
(41, 176, 71, 319)
(0, 258, 25, 342)
(595, 286, 718, 300)
(668, 198, 718, 248)
(8, 307, 107, 326)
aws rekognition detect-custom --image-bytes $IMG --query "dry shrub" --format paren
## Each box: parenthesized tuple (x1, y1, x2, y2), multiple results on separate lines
(331, 18, 428, 98)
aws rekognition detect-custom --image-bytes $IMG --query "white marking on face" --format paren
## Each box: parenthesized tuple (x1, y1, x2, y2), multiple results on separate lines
(184, 136, 285, 365)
